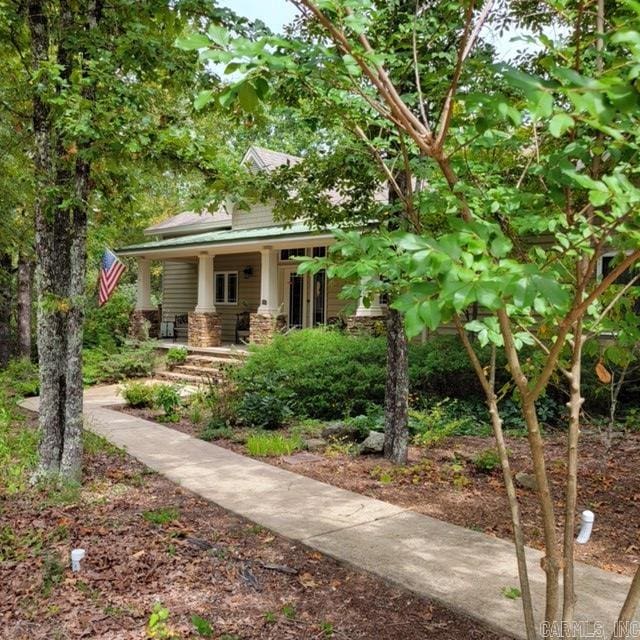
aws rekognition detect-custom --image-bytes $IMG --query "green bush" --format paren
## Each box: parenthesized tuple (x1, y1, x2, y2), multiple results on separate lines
(120, 380, 156, 408)
(199, 419, 234, 442)
(84, 284, 136, 350)
(472, 448, 501, 473)
(232, 329, 387, 420)
(83, 341, 157, 385)
(166, 346, 188, 368)
(154, 384, 182, 422)
(236, 373, 293, 429)
(409, 401, 472, 447)
(1, 358, 39, 397)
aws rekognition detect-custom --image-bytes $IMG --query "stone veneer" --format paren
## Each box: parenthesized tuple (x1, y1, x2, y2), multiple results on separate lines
(345, 314, 387, 336)
(130, 309, 160, 340)
(249, 313, 280, 344)
(188, 312, 222, 348)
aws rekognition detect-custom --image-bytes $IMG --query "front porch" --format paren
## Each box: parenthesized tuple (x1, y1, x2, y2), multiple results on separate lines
(126, 245, 387, 348)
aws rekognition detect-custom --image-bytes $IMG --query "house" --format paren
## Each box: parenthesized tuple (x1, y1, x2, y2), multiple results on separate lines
(117, 146, 386, 347)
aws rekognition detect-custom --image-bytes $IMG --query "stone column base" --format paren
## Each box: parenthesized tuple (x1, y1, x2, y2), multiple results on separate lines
(345, 315, 387, 337)
(130, 309, 160, 340)
(249, 313, 279, 344)
(188, 312, 222, 348)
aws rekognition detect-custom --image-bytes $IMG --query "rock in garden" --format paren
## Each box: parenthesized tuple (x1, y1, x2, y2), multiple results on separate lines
(304, 438, 327, 452)
(321, 422, 360, 442)
(515, 471, 538, 491)
(359, 431, 385, 454)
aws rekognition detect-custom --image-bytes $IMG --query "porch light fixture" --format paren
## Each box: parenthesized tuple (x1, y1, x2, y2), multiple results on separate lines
(243, 265, 253, 279)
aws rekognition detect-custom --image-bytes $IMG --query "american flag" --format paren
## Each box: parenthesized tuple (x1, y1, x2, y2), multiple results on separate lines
(98, 248, 126, 307)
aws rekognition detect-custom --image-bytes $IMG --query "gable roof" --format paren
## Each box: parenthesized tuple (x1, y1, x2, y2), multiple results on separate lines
(242, 145, 302, 171)
(144, 207, 232, 236)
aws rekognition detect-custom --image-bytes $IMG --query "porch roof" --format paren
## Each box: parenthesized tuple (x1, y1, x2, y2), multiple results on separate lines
(117, 222, 338, 258)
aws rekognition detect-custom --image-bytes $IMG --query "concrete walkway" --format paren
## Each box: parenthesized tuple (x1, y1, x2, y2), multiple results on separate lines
(21, 386, 639, 640)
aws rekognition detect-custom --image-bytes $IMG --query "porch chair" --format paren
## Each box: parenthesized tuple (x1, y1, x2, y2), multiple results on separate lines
(235, 311, 251, 344)
(174, 313, 189, 343)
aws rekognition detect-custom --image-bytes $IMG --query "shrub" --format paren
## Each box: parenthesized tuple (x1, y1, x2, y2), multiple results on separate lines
(1, 358, 39, 397)
(232, 329, 387, 419)
(472, 448, 501, 473)
(121, 380, 156, 408)
(409, 400, 473, 447)
(83, 341, 157, 385)
(166, 347, 188, 368)
(84, 283, 136, 350)
(245, 432, 302, 457)
(199, 419, 234, 442)
(236, 373, 294, 429)
(154, 384, 182, 422)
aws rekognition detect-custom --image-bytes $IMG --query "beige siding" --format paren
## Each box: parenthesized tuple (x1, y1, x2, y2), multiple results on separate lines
(232, 203, 275, 230)
(213, 252, 261, 343)
(162, 261, 197, 322)
(327, 276, 349, 320)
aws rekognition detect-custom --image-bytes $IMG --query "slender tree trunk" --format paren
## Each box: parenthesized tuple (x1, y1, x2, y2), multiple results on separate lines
(17, 255, 32, 360)
(498, 309, 561, 625)
(0, 252, 12, 368)
(562, 327, 585, 631)
(384, 307, 409, 464)
(612, 566, 640, 640)
(456, 320, 537, 639)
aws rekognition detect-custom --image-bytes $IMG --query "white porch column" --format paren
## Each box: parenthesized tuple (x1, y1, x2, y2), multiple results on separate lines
(257, 247, 278, 315)
(135, 257, 154, 311)
(195, 253, 216, 313)
(355, 277, 384, 316)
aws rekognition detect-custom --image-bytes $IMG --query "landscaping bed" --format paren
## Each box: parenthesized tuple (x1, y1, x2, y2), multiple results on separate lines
(121, 405, 640, 577)
(1, 411, 506, 640)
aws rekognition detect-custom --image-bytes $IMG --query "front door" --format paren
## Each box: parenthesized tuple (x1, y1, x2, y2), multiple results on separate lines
(282, 266, 306, 329)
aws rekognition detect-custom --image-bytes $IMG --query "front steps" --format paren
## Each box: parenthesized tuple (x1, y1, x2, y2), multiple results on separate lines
(156, 346, 248, 385)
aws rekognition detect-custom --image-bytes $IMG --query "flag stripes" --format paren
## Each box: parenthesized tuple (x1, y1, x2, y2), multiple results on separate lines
(98, 249, 126, 306)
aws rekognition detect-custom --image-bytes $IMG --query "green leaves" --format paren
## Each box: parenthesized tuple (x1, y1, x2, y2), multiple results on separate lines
(549, 113, 574, 137)
(174, 33, 211, 51)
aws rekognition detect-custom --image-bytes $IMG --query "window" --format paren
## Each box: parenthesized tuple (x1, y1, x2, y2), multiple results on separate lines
(312, 246, 326, 258)
(280, 248, 306, 261)
(214, 272, 238, 305)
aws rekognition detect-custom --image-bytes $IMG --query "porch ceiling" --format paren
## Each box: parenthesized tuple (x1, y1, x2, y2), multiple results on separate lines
(116, 222, 339, 259)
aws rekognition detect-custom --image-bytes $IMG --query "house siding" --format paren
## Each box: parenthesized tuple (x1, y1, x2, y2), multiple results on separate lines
(161, 261, 197, 322)
(231, 203, 276, 230)
(212, 252, 261, 343)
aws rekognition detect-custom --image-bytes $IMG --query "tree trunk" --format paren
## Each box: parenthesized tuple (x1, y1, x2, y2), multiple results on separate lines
(28, 0, 91, 482)
(562, 327, 585, 630)
(383, 307, 409, 464)
(0, 252, 12, 368)
(17, 255, 32, 360)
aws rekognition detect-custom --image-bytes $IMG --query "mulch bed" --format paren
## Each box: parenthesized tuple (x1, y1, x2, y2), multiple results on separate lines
(0, 412, 507, 640)
(122, 407, 640, 577)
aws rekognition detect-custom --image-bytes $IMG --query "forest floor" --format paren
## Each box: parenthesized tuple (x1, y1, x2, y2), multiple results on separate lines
(0, 410, 507, 640)
(124, 407, 640, 577)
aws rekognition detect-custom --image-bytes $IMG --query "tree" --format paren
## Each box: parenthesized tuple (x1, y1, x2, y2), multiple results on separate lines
(2, 0, 260, 481)
(189, 0, 640, 635)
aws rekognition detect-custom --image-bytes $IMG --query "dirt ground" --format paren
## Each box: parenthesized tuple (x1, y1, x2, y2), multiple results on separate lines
(125, 407, 640, 577)
(0, 413, 507, 640)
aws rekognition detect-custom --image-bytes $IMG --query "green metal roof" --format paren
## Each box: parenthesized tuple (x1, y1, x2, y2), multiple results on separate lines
(117, 222, 336, 255)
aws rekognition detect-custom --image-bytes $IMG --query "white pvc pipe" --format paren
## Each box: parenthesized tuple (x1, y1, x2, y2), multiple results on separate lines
(71, 548, 86, 572)
(576, 510, 595, 544)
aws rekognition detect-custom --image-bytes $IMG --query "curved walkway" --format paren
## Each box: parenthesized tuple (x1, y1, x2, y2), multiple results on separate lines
(21, 386, 639, 640)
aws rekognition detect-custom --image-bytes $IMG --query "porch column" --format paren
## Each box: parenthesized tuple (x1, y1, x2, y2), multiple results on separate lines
(130, 257, 159, 339)
(188, 253, 221, 347)
(135, 257, 154, 310)
(195, 253, 216, 313)
(346, 277, 386, 335)
(251, 247, 279, 344)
